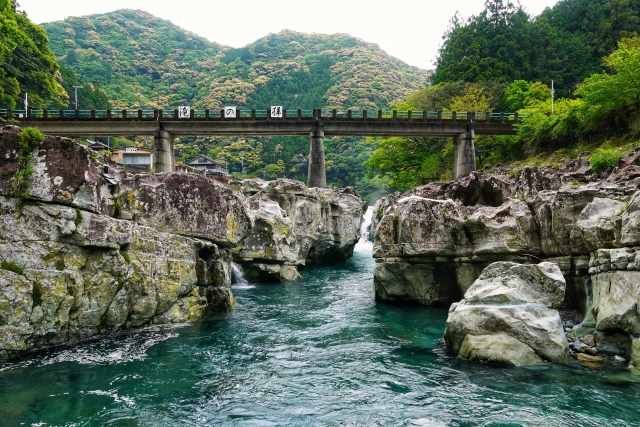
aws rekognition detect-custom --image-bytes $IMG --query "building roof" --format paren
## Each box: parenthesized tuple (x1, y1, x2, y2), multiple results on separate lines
(187, 155, 225, 166)
(113, 148, 152, 156)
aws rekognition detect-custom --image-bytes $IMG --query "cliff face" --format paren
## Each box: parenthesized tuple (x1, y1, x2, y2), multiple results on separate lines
(0, 126, 364, 360)
(232, 178, 364, 281)
(372, 156, 640, 368)
(372, 161, 640, 308)
(0, 126, 250, 360)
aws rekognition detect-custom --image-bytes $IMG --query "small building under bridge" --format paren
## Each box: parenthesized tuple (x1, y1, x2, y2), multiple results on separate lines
(187, 155, 228, 177)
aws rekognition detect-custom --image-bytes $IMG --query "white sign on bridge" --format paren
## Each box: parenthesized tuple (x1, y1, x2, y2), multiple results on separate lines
(224, 106, 237, 119)
(270, 106, 283, 118)
(178, 106, 191, 119)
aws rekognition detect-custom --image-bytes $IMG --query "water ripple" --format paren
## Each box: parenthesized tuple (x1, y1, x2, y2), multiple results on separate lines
(0, 247, 639, 425)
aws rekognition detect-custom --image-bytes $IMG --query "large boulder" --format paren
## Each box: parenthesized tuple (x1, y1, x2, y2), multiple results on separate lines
(458, 333, 543, 367)
(0, 125, 116, 213)
(444, 261, 570, 366)
(374, 196, 468, 259)
(373, 170, 640, 308)
(0, 129, 243, 360)
(233, 178, 364, 281)
(462, 262, 566, 308)
(117, 173, 251, 246)
(374, 261, 460, 306)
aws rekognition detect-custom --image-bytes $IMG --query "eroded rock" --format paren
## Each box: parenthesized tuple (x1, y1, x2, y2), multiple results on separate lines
(233, 178, 364, 281)
(0, 127, 365, 359)
(463, 262, 566, 309)
(444, 261, 570, 366)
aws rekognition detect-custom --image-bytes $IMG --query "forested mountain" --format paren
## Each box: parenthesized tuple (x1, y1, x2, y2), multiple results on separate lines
(43, 9, 428, 109)
(0, 0, 66, 108)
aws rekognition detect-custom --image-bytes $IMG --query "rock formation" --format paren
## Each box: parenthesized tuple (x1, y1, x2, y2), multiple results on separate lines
(0, 126, 250, 360)
(0, 126, 364, 359)
(372, 151, 640, 370)
(445, 262, 570, 366)
(231, 178, 364, 282)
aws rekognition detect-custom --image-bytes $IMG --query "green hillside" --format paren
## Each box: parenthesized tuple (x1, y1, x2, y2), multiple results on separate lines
(43, 10, 428, 109)
(367, 0, 640, 192)
(43, 9, 226, 108)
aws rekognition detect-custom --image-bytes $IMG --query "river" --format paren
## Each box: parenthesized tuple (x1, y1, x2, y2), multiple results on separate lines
(1, 210, 640, 426)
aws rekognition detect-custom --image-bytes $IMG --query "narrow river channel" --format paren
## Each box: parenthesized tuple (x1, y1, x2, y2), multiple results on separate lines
(1, 211, 639, 426)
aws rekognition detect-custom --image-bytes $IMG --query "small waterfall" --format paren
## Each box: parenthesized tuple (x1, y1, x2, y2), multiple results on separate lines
(354, 206, 374, 253)
(231, 262, 253, 288)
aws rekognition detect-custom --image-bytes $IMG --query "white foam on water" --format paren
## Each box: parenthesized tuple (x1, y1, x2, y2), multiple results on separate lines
(86, 389, 136, 407)
(231, 262, 255, 289)
(38, 327, 179, 366)
(354, 206, 374, 254)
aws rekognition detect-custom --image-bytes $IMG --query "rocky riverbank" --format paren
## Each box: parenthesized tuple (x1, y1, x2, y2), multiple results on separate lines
(231, 178, 364, 282)
(372, 151, 640, 370)
(0, 126, 364, 360)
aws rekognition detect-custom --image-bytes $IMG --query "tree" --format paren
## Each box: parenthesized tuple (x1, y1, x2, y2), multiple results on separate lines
(448, 85, 491, 112)
(433, 1, 540, 85)
(515, 36, 640, 149)
(503, 80, 550, 111)
(432, 0, 640, 96)
(576, 36, 640, 132)
(215, 139, 264, 175)
(264, 160, 285, 179)
(0, 0, 67, 108)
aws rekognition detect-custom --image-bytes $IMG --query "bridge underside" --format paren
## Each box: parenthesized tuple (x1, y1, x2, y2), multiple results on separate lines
(21, 118, 515, 187)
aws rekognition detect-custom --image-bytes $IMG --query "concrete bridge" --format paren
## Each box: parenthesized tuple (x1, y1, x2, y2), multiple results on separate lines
(3, 108, 517, 187)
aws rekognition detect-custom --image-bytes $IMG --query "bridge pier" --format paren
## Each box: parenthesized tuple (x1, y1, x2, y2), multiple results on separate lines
(153, 129, 175, 173)
(454, 127, 476, 178)
(307, 126, 327, 188)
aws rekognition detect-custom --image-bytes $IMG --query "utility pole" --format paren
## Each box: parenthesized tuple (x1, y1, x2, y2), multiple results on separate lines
(73, 85, 82, 110)
(551, 80, 555, 114)
(23, 93, 28, 117)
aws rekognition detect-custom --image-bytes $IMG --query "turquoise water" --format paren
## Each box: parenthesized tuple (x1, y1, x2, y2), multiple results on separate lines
(1, 243, 640, 426)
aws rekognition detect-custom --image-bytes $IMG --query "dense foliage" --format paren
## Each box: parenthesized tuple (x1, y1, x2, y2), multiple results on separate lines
(590, 147, 623, 173)
(0, 0, 66, 108)
(44, 11, 427, 110)
(367, 1, 640, 192)
(60, 66, 110, 109)
(518, 36, 640, 147)
(433, 0, 640, 96)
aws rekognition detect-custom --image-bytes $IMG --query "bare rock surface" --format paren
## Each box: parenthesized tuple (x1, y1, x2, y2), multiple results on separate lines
(0, 127, 363, 359)
(372, 162, 640, 371)
(232, 178, 364, 281)
(444, 261, 570, 366)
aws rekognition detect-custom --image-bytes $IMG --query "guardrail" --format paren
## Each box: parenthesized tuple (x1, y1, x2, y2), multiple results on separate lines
(0, 108, 521, 122)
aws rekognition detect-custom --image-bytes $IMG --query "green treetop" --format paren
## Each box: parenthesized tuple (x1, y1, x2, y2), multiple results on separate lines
(0, 0, 67, 108)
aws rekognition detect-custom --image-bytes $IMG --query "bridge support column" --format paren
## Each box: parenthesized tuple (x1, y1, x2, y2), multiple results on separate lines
(307, 127, 327, 188)
(153, 129, 174, 173)
(454, 127, 476, 178)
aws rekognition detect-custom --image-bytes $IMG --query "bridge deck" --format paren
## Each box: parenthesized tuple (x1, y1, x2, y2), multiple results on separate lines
(2, 108, 517, 137)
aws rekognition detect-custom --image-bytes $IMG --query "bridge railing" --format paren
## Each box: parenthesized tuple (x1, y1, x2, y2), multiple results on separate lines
(0, 108, 521, 122)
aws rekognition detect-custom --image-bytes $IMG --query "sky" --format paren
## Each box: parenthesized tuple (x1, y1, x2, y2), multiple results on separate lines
(19, 0, 559, 70)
